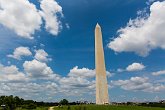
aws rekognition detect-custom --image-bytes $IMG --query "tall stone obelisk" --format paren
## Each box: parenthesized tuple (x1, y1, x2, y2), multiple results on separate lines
(95, 23, 109, 104)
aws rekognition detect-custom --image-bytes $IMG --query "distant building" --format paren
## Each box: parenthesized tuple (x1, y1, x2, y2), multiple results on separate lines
(159, 100, 165, 103)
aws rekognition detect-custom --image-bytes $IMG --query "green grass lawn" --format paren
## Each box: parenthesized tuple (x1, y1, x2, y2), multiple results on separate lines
(15, 107, 48, 110)
(53, 105, 165, 110)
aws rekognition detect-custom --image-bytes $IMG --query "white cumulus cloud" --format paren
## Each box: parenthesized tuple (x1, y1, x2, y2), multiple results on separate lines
(34, 49, 52, 62)
(7, 46, 32, 60)
(0, 64, 27, 82)
(68, 66, 112, 78)
(0, 0, 63, 39)
(126, 62, 145, 72)
(60, 66, 96, 90)
(152, 70, 165, 76)
(112, 76, 165, 92)
(0, 64, 112, 101)
(39, 0, 63, 35)
(23, 59, 55, 79)
(68, 66, 95, 78)
(117, 68, 124, 72)
(108, 1, 165, 57)
(59, 66, 112, 96)
(0, 0, 42, 39)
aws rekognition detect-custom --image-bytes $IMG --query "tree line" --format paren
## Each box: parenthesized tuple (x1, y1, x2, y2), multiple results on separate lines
(0, 95, 55, 110)
(0, 95, 86, 110)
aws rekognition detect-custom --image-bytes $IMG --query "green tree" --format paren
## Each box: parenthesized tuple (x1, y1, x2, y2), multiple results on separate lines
(5, 95, 16, 110)
(59, 99, 69, 105)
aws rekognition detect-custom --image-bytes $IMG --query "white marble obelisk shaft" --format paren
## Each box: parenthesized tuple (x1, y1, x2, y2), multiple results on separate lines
(95, 23, 109, 104)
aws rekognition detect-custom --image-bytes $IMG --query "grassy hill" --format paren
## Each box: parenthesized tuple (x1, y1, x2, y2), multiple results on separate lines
(14, 107, 48, 110)
(53, 105, 165, 110)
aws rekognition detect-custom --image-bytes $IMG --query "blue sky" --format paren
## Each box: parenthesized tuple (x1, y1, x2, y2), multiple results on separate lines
(0, 0, 165, 102)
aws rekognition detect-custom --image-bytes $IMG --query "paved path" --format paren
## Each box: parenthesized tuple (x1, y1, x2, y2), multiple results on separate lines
(48, 106, 54, 110)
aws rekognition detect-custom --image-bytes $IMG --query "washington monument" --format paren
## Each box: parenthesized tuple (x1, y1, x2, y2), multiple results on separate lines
(95, 23, 109, 104)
